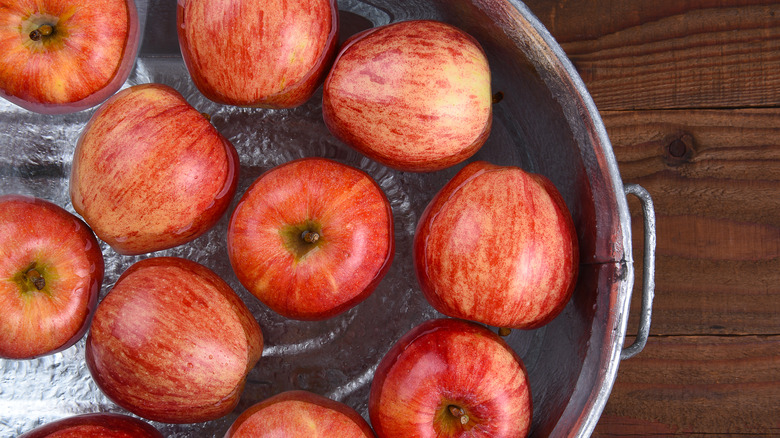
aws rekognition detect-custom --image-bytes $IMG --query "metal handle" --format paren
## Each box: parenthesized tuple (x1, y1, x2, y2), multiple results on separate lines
(620, 184, 656, 360)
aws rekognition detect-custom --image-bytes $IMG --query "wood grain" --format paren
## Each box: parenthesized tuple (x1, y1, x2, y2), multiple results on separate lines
(521, 0, 780, 435)
(594, 335, 780, 436)
(524, 0, 780, 110)
(607, 109, 780, 335)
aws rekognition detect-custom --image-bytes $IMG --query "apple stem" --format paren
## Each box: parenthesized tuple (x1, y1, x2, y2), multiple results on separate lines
(498, 327, 512, 337)
(448, 405, 469, 425)
(26, 268, 46, 290)
(29, 24, 54, 42)
(492, 91, 504, 104)
(301, 230, 320, 244)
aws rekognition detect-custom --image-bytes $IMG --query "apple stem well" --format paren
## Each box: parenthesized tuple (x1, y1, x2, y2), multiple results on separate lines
(29, 24, 55, 42)
(281, 221, 324, 260)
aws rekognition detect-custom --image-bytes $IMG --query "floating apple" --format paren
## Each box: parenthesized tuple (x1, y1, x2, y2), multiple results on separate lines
(18, 413, 162, 438)
(225, 390, 375, 437)
(322, 19, 492, 172)
(227, 157, 394, 320)
(414, 161, 579, 330)
(177, 0, 338, 108)
(369, 318, 532, 437)
(0, 0, 139, 114)
(0, 195, 104, 360)
(70, 83, 239, 256)
(85, 257, 263, 424)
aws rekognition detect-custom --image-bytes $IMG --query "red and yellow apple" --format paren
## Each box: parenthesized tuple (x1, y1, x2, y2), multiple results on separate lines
(225, 390, 375, 437)
(85, 257, 263, 424)
(18, 413, 162, 438)
(0, 194, 104, 360)
(369, 318, 532, 437)
(322, 20, 492, 172)
(227, 157, 394, 320)
(69, 83, 239, 256)
(177, 0, 338, 108)
(414, 161, 579, 330)
(0, 0, 140, 114)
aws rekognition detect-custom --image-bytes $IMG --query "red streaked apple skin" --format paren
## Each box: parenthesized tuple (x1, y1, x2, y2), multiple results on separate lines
(322, 20, 492, 172)
(0, 195, 104, 360)
(0, 0, 140, 114)
(177, 0, 338, 108)
(369, 318, 532, 438)
(225, 390, 375, 438)
(69, 83, 239, 256)
(18, 413, 162, 438)
(85, 257, 263, 424)
(227, 157, 394, 321)
(414, 161, 579, 330)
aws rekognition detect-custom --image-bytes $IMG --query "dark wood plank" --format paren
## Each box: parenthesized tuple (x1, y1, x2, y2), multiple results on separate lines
(604, 108, 780, 335)
(523, 0, 780, 110)
(594, 335, 780, 436)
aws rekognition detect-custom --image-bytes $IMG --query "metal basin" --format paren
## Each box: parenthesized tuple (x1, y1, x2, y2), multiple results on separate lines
(0, 0, 655, 436)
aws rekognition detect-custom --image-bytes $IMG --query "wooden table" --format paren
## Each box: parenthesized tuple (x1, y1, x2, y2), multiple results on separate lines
(521, 1, 780, 435)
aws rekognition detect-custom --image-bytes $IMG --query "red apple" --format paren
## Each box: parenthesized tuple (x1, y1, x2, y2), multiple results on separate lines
(0, 0, 139, 114)
(414, 161, 579, 330)
(322, 20, 492, 172)
(69, 83, 239, 256)
(225, 390, 375, 437)
(227, 157, 394, 320)
(18, 413, 162, 438)
(177, 0, 338, 108)
(369, 318, 532, 437)
(85, 256, 263, 424)
(0, 194, 104, 360)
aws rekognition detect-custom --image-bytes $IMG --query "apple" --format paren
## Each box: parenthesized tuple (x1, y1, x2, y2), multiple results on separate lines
(177, 0, 338, 108)
(414, 161, 579, 330)
(0, 0, 140, 114)
(227, 157, 394, 321)
(0, 194, 104, 360)
(85, 256, 263, 424)
(69, 83, 239, 256)
(322, 19, 492, 172)
(225, 390, 375, 437)
(369, 318, 532, 437)
(18, 413, 162, 438)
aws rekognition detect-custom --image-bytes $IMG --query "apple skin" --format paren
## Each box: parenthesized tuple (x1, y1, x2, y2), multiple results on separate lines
(70, 83, 239, 256)
(18, 413, 162, 438)
(0, 0, 140, 114)
(178, 0, 338, 108)
(85, 256, 263, 424)
(227, 157, 394, 320)
(322, 20, 492, 172)
(0, 194, 104, 360)
(414, 161, 579, 330)
(369, 318, 532, 437)
(224, 390, 375, 437)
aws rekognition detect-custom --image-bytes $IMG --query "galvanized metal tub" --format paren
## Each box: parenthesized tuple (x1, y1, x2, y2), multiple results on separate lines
(0, 0, 655, 436)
